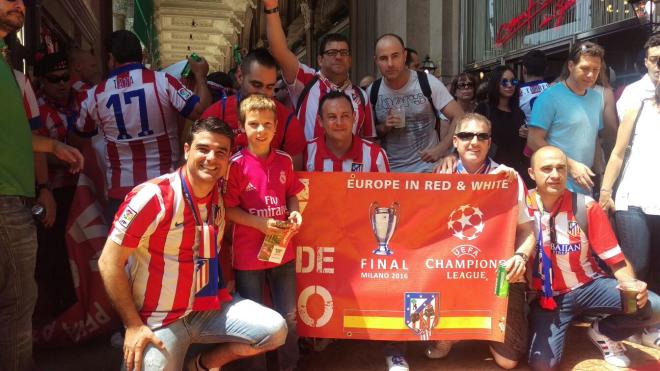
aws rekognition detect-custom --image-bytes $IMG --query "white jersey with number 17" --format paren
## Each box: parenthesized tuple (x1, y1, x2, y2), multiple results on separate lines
(75, 63, 199, 199)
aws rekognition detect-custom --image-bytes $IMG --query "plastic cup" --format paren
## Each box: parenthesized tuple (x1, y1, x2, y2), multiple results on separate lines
(618, 280, 641, 315)
(390, 106, 405, 128)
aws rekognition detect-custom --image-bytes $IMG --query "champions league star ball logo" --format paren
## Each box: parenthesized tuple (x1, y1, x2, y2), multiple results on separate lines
(448, 204, 485, 241)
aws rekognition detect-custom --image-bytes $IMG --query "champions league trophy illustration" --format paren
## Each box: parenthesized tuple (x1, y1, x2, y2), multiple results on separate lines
(369, 201, 400, 256)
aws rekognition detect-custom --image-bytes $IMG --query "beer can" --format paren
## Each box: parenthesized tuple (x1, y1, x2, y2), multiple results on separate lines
(181, 53, 201, 78)
(495, 263, 509, 297)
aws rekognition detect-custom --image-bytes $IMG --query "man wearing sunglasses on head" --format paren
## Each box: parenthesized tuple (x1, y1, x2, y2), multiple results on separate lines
(264, 0, 375, 143)
(430, 113, 535, 369)
(527, 42, 606, 196)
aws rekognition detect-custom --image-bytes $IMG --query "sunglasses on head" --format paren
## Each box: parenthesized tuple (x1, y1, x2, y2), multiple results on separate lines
(44, 73, 70, 84)
(456, 132, 491, 141)
(457, 82, 473, 89)
(500, 78, 518, 87)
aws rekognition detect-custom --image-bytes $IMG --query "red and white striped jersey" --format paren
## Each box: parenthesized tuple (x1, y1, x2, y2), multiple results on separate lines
(14, 70, 41, 130)
(527, 191, 625, 295)
(37, 95, 78, 188)
(71, 79, 93, 109)
(288, 63, 375, 141)
(75, 63, 200, 199)
(304, 136, 390, 173)
(37, 95, 77, 142)
(109, 169, 228, 329)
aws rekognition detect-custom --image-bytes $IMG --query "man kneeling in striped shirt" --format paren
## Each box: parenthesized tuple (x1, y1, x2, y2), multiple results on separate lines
(98, 118, 287, 371)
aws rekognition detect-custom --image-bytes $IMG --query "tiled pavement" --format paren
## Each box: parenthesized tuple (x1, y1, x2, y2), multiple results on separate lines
(35, 323, 659, 371)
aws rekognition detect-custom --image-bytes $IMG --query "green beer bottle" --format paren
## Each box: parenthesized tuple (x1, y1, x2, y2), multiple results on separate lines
(181, 53, 202, 78)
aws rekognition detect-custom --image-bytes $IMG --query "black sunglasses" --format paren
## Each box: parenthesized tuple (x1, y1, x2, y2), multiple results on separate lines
(500, 78, 519, 87)
(456, 132, 491, 141)
(44, 74, 70, 84)
(457, 82, 474, 89)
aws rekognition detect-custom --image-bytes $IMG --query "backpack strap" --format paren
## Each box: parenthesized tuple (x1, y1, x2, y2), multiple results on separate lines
(571, 192, 588, 236)
(369, 77, 382, 126)
(416, 70, 439, 119)
(279, 111, 296, 151)
(295, 75, 320, 115)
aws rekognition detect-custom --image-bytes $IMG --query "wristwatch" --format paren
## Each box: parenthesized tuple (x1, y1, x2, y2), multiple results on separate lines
(264, 6, 279, 14)
(514, 252, 528, 263)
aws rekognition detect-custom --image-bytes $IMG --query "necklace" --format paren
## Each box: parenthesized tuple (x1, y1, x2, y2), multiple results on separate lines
(563, 80, 586, 96)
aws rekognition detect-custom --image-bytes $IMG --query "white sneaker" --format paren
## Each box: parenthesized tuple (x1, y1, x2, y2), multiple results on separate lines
(642, 327, 660, 349)
(588, 322, 631, 368)
(425, 340, 455, 359)
(385, 355, 409, 371)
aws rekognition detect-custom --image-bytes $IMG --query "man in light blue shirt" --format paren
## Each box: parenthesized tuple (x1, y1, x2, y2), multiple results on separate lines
(528, 41, 605, 195)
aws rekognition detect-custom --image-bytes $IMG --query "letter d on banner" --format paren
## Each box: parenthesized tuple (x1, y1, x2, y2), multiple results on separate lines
(298, 285, 333, 328)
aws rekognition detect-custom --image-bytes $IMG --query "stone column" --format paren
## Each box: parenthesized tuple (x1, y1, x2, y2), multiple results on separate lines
(350, 0, 377, 82)
(112, 0, 127, 31)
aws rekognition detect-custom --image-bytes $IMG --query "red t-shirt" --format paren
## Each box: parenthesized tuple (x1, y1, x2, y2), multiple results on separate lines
(201, 95, 306, 156)
(224, 149, 304, 270)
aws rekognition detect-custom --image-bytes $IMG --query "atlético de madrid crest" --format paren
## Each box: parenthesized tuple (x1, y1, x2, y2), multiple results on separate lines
(404, 292, 439, 340)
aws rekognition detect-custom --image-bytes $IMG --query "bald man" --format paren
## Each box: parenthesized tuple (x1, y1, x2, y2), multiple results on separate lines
(526, 146, 660, 370)
(68, 48, 100, 93)
(367, 33, 463, 173)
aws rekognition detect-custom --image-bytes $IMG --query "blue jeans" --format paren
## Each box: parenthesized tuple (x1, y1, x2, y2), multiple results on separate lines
(121, 295, 287, 371)
(235, 261, 298, 371)
(616, 207, 660, 291)
(0, 196, 38, 371)
(528, 277, 660, 371)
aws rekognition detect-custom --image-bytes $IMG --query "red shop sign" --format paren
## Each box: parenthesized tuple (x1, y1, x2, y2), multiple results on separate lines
(495, 0, 576, 47)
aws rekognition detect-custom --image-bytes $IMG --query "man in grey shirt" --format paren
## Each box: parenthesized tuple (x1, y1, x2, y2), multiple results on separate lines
(368, 34, 463, 173)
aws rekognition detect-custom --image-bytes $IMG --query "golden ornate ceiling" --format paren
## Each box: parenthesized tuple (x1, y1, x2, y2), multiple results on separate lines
(155, 0, 255, 72)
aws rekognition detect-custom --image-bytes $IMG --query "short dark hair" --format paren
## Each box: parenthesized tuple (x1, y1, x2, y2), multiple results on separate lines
(207, 71, 234, 89)
(318, 90, 353, 117)
(568, 41, 604, 64)
(375, 33, 405, 50)
(644, 34, 660, 56)
(240, 47, 277, 75)
(522, 50, 547, 77)
(186, 117, 235, 147)
(405, 48, 418, 66)
(104, 30, 142, 64)
(318, 33, 350, 56)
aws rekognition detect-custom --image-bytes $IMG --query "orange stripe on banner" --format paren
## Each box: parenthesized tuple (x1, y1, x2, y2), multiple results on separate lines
(343, 315, 491, 330)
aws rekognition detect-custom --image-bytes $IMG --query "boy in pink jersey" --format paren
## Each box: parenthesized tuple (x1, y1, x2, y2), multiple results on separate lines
(224, 95, 304, 371)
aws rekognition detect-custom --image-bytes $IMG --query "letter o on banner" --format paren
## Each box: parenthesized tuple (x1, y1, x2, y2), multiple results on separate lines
(297, 285, 333, 328)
